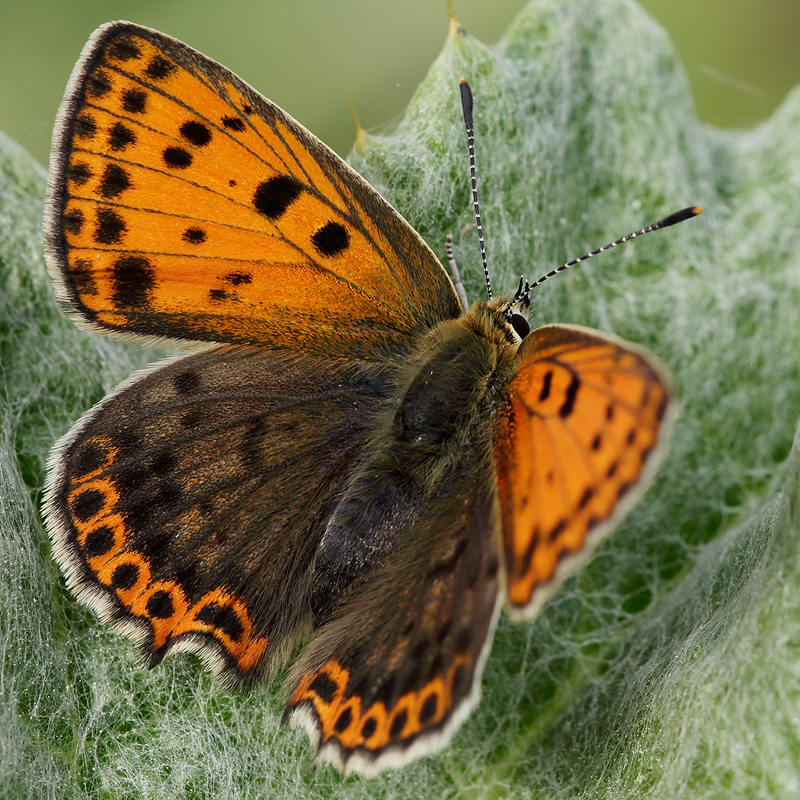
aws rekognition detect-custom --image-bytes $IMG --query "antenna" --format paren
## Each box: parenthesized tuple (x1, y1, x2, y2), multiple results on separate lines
(457, 81, 702, 303)
(528, 206, 703, 290)
(459, 79, 492, 299)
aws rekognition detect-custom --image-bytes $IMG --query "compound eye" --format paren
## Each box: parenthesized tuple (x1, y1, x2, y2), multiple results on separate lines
(510, 313, 530, 340)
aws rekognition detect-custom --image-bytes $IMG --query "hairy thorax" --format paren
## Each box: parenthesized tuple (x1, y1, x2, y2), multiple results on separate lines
(310, 298, 521, 620)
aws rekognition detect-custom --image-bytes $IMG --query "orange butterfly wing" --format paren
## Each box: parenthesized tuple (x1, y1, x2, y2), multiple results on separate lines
(493, 324, 672, 618)
(45, 22, 461, 359)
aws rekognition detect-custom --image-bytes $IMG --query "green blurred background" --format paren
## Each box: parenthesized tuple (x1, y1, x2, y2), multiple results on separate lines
(1, 0, 799, 166)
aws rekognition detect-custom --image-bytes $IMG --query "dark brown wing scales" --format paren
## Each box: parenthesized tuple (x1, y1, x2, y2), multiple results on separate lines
(493, 324, 671, 618)
(286, 452, 501, 774)
(45, 22, 461, 358)
(44, 348, 396, 681)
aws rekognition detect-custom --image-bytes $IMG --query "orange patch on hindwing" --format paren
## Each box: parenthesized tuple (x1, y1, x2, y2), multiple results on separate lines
(63, 430, 268, 672)
(290, 654, 472, 753)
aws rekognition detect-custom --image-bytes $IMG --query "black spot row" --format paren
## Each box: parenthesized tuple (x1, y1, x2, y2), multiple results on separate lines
(102, 41, 175, 115)
(251, 176, 352, 258)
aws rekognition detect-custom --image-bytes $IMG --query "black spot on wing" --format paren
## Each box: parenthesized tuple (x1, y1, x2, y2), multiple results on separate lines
(98, 164, 131, 198)
(107, 37, 141, 61)
(94, 208, 126, 244)
(74, 114, 97, 140)
(180, 120, 211, 147)
(111, 256, 155, 308)
(71, 259, 97, 297)
(111, 563, 139, 590)
(87, 70, 111, 98)
(63, 208, 84, 235)
(173, 371, 201, 395)
(253, 175, 302, 220)
(70, 488, 104, 522)
(312, 221, 349, 257)
(222, 115, 245, 131)
(163, 147, 192, 169)
(334, 707, 352, 733)
(67, 162, 92, 185)
(389, 710, 407, 738)
(195, 603, 244, 642)
(108, 122, 135, 151)
(182, 227, 206, 244)
(145, 55, 176, 80)
(559, 373, 580, 418)
(83, 526, 114, 558)
(146, 591, 174, 619)
(71, 440, 106, 478)
(121, 89, 147, 114)
(419, 694, 438, 724)
(308, 672, 337, 704)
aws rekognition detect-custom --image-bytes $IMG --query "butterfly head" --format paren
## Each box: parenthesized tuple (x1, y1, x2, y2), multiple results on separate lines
(478, 281, 531, 347)
(502, 275, 532, 341)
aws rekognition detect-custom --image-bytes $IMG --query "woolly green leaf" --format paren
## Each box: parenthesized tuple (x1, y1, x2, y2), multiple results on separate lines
(2, 0, 800, 797)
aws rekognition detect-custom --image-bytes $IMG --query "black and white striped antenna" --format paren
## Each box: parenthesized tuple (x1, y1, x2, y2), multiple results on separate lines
(528, 205, 703, 291)
(457, 78, 702, 304)
(459, 79, 492, 299)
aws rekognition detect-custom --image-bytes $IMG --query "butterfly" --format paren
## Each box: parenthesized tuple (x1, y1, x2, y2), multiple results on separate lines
(42, 21, 696, 775)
